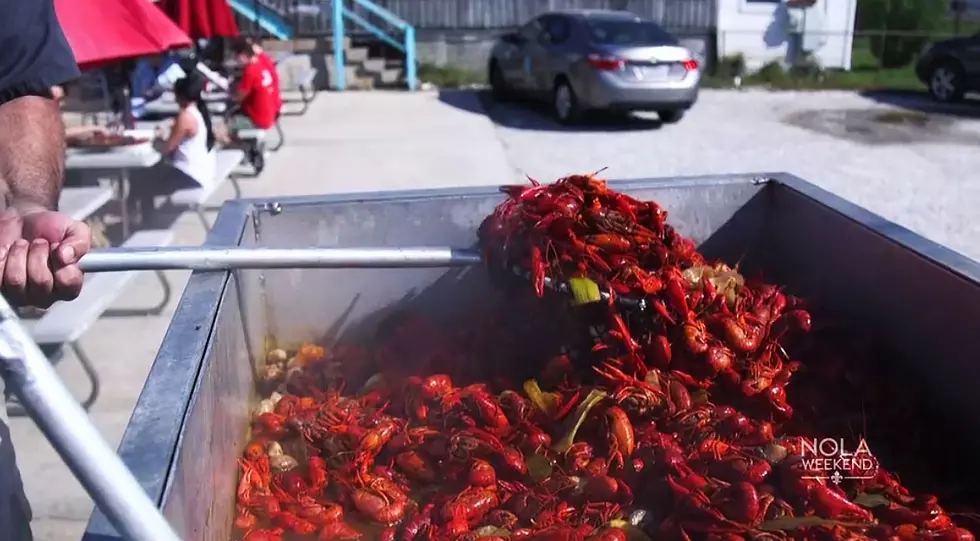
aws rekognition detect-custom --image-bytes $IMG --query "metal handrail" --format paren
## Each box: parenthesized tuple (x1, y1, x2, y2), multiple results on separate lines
(353, 0, 408, 31)
(331, 0, 417, 91)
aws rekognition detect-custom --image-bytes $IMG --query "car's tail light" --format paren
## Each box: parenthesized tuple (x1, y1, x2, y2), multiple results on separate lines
(682, 59, 699, 71)
(588, 54, 625, 71)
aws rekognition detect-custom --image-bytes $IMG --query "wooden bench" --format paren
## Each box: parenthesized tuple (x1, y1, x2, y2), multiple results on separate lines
(169, 149, 245, 228)
(27, 229, 176, 412)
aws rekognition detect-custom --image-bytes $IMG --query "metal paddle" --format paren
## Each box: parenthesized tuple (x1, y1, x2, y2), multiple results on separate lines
(77, 246, 484, 272)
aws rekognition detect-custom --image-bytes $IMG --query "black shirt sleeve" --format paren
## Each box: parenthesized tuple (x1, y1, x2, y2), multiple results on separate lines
(0, 0, 80, 103)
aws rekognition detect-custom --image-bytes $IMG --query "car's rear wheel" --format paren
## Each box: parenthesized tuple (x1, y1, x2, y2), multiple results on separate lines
(658, 109, 685, 124)
(929, 60, 966, 103)
(489, 62, 511, 101)
(552, 79, 581, 125)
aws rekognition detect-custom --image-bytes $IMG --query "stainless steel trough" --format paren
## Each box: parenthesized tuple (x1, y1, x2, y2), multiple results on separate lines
(81, 173, 980, 541)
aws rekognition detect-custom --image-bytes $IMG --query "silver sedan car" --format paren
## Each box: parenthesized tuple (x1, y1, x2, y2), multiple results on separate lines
(488, 10, 701, 125)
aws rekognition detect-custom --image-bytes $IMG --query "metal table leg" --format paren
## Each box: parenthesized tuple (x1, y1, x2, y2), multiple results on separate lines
(117, 170, 132, 239)
(0, 296, 180, 541)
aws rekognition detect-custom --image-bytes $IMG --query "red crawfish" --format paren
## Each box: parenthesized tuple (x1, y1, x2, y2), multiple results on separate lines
(243, 528, 284, 541)
(442, 486, 500, 525)
(351, 479, 410, 526)
(604, 406, 635, 469)
(395, 450, 437, 483)
(318, 521, 363, 541)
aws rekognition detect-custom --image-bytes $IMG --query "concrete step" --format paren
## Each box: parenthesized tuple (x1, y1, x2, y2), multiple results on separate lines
(345, 47, 370, 63)
(375, 67, 404, 87)
(360, 58, 387, 74)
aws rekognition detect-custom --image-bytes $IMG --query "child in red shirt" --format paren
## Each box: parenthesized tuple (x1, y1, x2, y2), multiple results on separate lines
(229, 38, 281, 129)
(247, 37, 283, 114)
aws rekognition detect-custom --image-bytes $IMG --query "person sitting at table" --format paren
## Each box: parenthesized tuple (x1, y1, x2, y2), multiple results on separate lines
(244, 37, 282, 90)
(156, 73, 216, 186)
(132, 53, 230, 106)
(131, 73, 217, 212)
(50, 84, 112, 147)
(215, 38, 282, 145)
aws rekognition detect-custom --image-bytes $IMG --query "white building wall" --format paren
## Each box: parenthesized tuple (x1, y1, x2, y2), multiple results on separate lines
(716, 0, 857, 71)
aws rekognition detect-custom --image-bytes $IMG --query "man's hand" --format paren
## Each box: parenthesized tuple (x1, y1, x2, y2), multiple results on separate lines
(0, 208, 91, 308)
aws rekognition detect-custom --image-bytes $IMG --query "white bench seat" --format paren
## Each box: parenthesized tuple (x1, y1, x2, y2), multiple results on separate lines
(170, 149, 245, 228)
(31, 229, 176, 410)
(288, 68, 317, 114)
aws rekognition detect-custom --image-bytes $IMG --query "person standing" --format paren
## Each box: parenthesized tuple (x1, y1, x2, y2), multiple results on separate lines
(0, 0, 93, 539)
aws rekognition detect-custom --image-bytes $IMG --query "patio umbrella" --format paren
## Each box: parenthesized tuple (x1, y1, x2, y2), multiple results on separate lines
(157, 0, 240, 39)
(54, 0, 193, 70)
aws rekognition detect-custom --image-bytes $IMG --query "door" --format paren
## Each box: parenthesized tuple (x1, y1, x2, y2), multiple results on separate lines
(524, 14, 573, 98)
(962, 36, 980, 85)
(501, 17, 545, 91)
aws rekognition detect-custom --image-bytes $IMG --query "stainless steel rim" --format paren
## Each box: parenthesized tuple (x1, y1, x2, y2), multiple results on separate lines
(555, 84, 572, 120)
(931, 66, 957, 100)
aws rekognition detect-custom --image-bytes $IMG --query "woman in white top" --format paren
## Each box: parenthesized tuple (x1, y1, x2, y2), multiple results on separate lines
(134, 73, 217, 211)
(164, 74, 216, 186)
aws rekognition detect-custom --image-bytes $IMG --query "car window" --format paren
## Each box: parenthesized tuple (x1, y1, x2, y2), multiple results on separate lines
(519, 19, 543, 41)
(542, 16, 571, 45)
(586, 19, 678, 46)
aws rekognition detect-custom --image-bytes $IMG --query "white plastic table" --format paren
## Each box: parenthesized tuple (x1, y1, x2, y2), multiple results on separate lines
(64, 131, 160, 237)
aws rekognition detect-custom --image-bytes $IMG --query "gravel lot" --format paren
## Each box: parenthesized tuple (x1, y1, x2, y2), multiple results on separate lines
(444, 88, 980, 263)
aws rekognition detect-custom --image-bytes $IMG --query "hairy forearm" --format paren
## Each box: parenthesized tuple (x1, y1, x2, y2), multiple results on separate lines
(0, 95, 65, 212)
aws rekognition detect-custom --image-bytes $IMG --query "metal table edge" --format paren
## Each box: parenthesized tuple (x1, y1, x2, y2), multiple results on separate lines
(81, 201, 252, 540)
(233, 173, 769, 210)
(766, 172, 980, 287)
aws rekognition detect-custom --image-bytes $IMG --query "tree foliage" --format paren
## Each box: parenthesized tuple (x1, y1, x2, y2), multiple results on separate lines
(856, 0, 948, 68)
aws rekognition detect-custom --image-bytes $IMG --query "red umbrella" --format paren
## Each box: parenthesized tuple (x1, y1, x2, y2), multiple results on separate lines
(157, 0, 240, 39)
(54, 0, 192, 70)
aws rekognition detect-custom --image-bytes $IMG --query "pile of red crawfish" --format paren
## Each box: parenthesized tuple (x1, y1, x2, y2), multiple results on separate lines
(234, 174, 976, 541)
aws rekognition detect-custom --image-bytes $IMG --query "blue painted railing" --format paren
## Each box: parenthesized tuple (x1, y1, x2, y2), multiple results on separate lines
(331, 0, 417, 91)
(227, 0, 294, 40)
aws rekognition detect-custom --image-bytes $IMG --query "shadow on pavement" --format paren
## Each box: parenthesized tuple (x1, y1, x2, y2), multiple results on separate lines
(860, 90, 980, 120)
(438, 89, 662, 132)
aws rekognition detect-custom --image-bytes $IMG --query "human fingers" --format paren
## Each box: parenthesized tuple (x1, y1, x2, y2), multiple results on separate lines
(0, 212, 25, 282)
(51, 263, 83, 303)
(54, 220, 92, 266)
(25, 239, 55, 308)
(1, 239, 30, 306)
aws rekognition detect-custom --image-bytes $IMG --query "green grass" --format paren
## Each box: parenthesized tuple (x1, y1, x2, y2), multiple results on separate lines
(417, 64, 486, 88)
(707, 39, 925, 92)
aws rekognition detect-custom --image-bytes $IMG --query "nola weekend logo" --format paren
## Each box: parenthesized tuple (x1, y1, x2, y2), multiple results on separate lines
(799, 438, 879, 485)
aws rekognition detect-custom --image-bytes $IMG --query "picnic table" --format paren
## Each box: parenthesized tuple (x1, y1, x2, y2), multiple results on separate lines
(271, 51, 293, 65)
(140, 91, 230, 117)
(64, 130, 160, 238)
(60, 186, 114, 222)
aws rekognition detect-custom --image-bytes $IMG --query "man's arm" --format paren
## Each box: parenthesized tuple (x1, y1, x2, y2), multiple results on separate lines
(0, 96, 64, 213)
(0, 0, 78, 213)
(235, 68, 255, 102)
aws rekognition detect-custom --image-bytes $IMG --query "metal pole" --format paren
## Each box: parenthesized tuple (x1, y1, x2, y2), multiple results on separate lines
(0, 296, 181, 541)
(79, 246, 483, 272)
(332, 0, 346, 90)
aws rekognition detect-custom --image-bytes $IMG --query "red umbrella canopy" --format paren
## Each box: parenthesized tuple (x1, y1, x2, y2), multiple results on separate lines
(54, 0, 192, 70)
(157, 0, 240, 39)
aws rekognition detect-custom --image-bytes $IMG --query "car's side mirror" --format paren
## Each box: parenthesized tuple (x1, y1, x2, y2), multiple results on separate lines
(502, 32, 525, 45)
